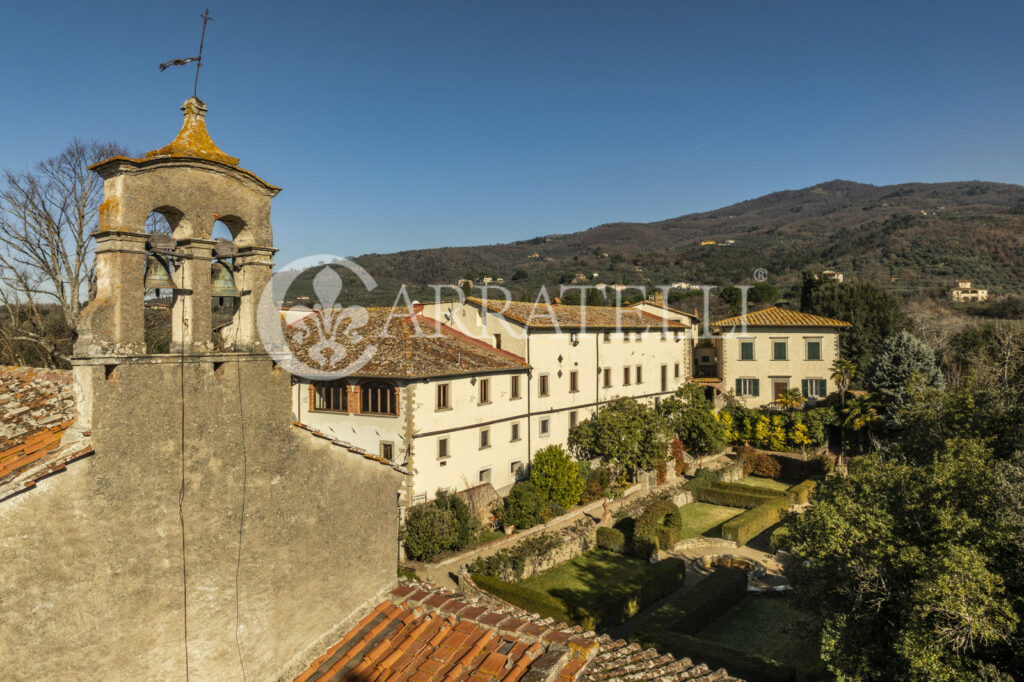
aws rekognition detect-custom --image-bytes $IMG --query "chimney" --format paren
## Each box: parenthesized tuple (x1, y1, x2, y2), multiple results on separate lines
(653, 290, 665, 306)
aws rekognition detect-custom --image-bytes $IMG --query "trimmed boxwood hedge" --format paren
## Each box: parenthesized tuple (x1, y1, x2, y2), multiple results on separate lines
(596, 526, 626, 553)
(721, 497, 791, 545)
(641, 566, 747, 635)
(788, 479, 817, 504)
(694, 482, 786, 509)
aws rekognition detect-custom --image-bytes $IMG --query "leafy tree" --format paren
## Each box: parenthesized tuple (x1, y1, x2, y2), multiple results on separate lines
(498, 482, 549, 530)
(865, 331, 944, 419)
(530, 445, 584, 509)
(841, 394, 880, 455)
(568, 398, 671, 481)
(785, 440, 1022, 680)
(402, 503, 456, 562)
(804, 280, 908, 373)
(433, 489, 477, 548)
(657, 384, 726, 456)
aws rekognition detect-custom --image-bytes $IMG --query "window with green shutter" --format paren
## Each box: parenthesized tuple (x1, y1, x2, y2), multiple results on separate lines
(772, 341, 787, 360)
(807, 340, 821, 360)
(740, 341, 754, 360)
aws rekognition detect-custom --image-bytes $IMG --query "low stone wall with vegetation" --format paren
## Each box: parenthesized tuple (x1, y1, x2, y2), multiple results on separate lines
(467, 520, 595, 581)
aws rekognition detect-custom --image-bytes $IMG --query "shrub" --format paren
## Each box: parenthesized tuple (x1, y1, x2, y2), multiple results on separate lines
(740, 447, 783, 479)
(788, 478, 817, 504)
(688, 467, 718, 490)
(671, 438, 688, 476)
(640, 566, 747, 635)
(694, 482, 785, 509)
(721, 497, 790, 545)
(769, 526, 791, 553)
(530, 445, 585, 509)
(402, 503, 456, 561)
(499, 482, 549, 530)
(433, 489, 478, 547)
(664, 506, 683, 530)
(581, 466, 610, 503)
(596, 526, 626, 552)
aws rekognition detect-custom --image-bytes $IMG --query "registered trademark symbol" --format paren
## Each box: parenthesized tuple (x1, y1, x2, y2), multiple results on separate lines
(753, 268, 768, 282)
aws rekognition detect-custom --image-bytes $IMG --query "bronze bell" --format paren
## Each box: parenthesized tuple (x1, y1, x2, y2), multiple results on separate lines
(144, 254, 174, 296)
(210, 260, 240, 306)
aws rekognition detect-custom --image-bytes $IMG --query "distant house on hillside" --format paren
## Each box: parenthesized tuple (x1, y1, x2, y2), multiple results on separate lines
(952, 280, 989, 303)
(821, 270, 844, 283)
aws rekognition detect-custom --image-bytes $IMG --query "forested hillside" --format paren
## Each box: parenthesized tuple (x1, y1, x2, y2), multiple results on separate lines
(287, 180, 1024, 306)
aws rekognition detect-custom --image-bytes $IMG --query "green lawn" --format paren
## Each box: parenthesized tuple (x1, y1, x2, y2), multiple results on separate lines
(697, 595, 826, 677)
(519, 549, 685, 628)
(676, 502, 745, 539)
(736, 476, 794, 492)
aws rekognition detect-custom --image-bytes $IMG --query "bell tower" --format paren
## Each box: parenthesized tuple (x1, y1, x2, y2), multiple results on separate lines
(78, 96, 279, 358)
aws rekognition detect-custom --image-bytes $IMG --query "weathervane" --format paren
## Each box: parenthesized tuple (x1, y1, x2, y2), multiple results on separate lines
(159, 9, 213, 98)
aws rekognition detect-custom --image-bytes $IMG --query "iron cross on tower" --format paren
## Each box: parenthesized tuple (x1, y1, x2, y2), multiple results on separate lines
(159, 9, 213, 98)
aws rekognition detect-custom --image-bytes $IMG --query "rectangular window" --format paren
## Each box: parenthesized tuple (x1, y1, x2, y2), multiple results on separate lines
(479, 378, 490, 404)
(623, 332, 630, 343)
(807, 340, 822, 361)
(740, 341, 755, 361)
(511, 422, 520, 441)
(603, 331, 611, 343)
(772, 341, 788, 361)
(312, 381, 347, 412)
(735, 378, 760, 397)
(661, 364, 668, 391)
(801, 378, 828, 398)
(510, 461, 524, 479)
(660, 329, 668, 341)
(494, 333, 502, 349)
(480, 428, 490, 449)
(569, 370, 579, 393)
(510, 375, 521, 399)
(569, 410, 578, 430)
(674, 362, 680, 378)
(436, 382, 450, 410)
(438, 438, 449, 459)
(539, 418, 550, 436)
(635, 331, 643, 341)
(603, 368, 612, 388)
(623, 367, 631, 385)
(570, 332, 579, 344)
(674, 330, 681, 341)
(479, 468, 491, 484)
(380, 442, 394, 461)
(635, 365, 643, 384)
(538, 374, 550, 397)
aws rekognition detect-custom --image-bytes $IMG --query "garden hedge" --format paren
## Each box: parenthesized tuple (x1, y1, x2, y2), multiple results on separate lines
(471, 573, 589, 629)
(694, 482, 786, 509)
(632, 498, 683, 553)
(596, 526, 626, 553)
(788, 479, 817, 504)
(721, 497, 791, 545)
(640, 566, 747, 636)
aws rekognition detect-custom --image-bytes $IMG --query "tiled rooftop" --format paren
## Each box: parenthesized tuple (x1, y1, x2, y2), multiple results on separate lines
(0, 366, 92, 502)
(285, 310, 529, 379)
(712, 306, 851, 329)
(468, 298, 690, 331)
(295, 580, 738, 681)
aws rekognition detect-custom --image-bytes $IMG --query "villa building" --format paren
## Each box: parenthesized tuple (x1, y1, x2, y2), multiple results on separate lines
(951, 279, 989, 303)
(703, 306, 851, 407)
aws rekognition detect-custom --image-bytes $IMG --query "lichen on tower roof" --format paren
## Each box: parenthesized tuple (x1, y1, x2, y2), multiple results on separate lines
(144, 97, 240, 166)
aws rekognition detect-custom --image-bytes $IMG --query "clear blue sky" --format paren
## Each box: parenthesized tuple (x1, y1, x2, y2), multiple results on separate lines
(3, 1, 1022, 265)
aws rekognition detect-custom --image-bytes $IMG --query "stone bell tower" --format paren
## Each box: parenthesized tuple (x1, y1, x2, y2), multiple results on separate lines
(1, 99, 406, 681)
(78, 96, 278, 359)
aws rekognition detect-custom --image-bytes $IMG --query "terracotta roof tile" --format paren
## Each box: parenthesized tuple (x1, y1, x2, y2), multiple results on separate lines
(712, 305, 851, 329)
(468, 298, 690, 331)
(294, 580, 742, 682)
(283, 310, 529, 379)
(0, 366, 93, 503)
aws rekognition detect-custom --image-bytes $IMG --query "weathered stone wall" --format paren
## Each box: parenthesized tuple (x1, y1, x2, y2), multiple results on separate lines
(0, 356, 403, 681)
